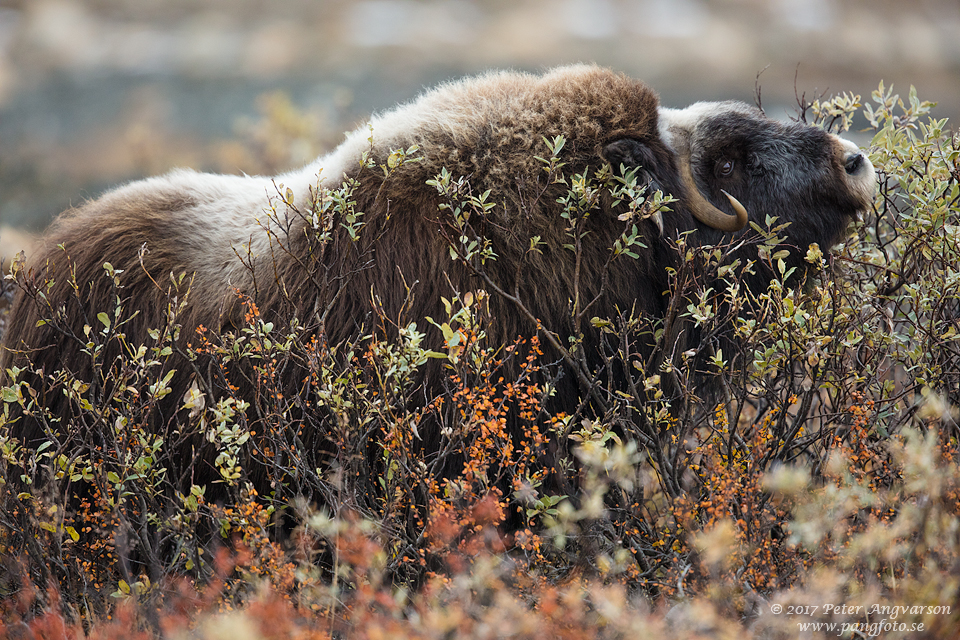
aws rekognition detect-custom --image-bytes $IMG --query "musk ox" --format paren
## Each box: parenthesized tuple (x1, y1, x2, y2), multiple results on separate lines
(0, 65, 875, 492)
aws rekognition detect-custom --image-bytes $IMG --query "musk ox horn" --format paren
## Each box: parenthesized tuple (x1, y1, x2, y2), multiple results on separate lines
(677, 149, 749, 232)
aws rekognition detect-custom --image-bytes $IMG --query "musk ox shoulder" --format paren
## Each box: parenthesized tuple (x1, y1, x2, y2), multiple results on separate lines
(0, 65, 875, 491)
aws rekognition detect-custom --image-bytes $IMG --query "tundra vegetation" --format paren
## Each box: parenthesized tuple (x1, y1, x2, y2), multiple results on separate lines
(0, 83, 958, 639)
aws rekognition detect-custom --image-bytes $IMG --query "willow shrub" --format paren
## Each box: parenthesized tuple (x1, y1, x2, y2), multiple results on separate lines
(1, 84, 959, 638)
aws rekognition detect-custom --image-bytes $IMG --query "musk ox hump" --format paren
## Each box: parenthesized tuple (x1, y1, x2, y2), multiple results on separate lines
(306, 65, 664, 214)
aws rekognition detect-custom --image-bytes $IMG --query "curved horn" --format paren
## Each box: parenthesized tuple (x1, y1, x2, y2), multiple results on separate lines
(677, 151, 749, 232)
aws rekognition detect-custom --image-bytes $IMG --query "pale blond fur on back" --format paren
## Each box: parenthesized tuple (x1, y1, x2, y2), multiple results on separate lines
(102, 64, 659, 313)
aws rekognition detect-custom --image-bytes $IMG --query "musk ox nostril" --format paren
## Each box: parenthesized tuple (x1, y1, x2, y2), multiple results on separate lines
(845, 152, 865, 175)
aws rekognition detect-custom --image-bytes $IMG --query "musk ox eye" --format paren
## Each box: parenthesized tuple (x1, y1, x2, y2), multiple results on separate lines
(716, 158, 735, 177)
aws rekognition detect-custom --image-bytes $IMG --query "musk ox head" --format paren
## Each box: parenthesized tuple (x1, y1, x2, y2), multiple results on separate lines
(605, 99, 875, 242)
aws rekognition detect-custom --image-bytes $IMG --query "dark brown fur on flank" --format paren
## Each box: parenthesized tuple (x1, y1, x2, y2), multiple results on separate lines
(0, 65, 876, 493)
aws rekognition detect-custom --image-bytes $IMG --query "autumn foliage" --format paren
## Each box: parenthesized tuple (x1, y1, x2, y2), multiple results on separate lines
(1, 85, 960, 638)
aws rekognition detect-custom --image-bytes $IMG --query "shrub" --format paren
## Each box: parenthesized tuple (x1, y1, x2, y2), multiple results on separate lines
(0, 82, 959, 638)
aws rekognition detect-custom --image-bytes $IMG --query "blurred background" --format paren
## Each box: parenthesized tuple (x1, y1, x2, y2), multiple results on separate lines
(1, 0, 958, 258)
